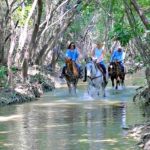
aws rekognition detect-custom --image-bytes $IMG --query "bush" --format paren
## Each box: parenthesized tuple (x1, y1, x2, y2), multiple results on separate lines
(0, 66, 7, 87)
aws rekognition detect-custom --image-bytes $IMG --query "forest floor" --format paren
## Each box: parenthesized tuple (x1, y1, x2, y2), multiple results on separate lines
(128, 122, 150, 150)
(0, 65, 56, 106)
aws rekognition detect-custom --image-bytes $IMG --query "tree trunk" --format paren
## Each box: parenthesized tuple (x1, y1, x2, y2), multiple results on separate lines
(124, 0, 150, 91)
(18, 0, 38, 64)
(28, 0, 43, 62)
(22, 49, 29, 83)
(145, 67, 150, 89)
(0, 20, 4, 64)
(7, 19, 17, 86)
(131, 0, 150, 30)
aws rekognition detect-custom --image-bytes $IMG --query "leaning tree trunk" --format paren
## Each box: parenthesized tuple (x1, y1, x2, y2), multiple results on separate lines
(131, 0, 150, 30)
(20, 0, 38, 82)
(146, 67, 150, 89)
(124, 0, 150, 104)
(0, 21, 4, 64)
(130, 0, 150, 91)
(28, 0, 43, 62)
(7, 19, 17, 86)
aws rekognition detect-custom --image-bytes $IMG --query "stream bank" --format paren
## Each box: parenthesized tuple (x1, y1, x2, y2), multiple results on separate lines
(0, 65, 55, 106)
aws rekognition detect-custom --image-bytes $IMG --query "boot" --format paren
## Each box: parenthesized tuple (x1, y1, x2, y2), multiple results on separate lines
(77, 66, 83, 79)
(59, 67, 66, 78)
(59, 73, 64, 78)
(103, 74, 108, 85)
(83, 67, 87, 82)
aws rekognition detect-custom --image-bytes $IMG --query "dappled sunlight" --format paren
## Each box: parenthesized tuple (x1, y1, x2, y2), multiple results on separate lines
(0, 115, 23, 122)
(78, 138, 118, 144)
(32, 102, 81, 107)
(0, 142, 14, 148)
(0, 131, 11, 134)
(45, 124, 69, 128)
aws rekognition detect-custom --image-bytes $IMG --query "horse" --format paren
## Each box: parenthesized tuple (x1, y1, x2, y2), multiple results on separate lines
(108, 61, 125, 90)
(64, 58, 79, 95)
(85, 58, 106, 97)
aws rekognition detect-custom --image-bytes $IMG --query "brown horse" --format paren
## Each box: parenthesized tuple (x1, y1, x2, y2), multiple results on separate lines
(64, 58, 79, 94)
(108, 61, 125, 89)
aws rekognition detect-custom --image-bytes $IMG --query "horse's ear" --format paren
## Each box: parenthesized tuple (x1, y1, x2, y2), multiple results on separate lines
(89, 57, 92, 61)
(85, 57, 92, 63)
(65, 57, 72, 62)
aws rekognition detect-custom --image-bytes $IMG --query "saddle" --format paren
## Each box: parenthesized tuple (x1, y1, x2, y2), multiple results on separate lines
(96, 63, 108, 84)
(96, 63, 104, 75)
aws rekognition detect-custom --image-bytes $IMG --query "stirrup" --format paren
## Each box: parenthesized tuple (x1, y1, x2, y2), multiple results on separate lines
(79, 74, 83, 79)
(59, 74, 64, 78)
(83, 79, 86, 82)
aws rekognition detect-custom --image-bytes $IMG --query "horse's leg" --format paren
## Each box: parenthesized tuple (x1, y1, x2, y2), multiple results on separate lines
(73, 83, 77, 95)
(115, 79, 118, 90)
(111, 77, 114, 88)
(122, 75, 125, 88)
(102, 82, 106, 97)
(67, 82, 71, 94)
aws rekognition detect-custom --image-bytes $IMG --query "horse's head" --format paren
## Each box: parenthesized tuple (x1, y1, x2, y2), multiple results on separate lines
(108, 62, 115, 76)
(86, 60, 97, 78)
(65, 58, 78, 78)
(65, 58, 72, 68)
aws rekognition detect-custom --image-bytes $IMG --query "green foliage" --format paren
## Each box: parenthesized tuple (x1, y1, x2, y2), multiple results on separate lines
(134, 55, 143, 63)
(13, 3, 32, 26)
(65, 1, 95, 42)
(24, 0, 32, 5)
(109, 23, 133, 46)
(109, 20, 144, 46)
(0, 66, 7, 87)
(0, 66, 7, 78)
(11, 66, 19, 73)
(31, 74, 45, 84)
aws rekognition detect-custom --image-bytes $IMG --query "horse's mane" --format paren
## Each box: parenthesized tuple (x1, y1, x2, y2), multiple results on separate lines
(65, 58, 78, 78)
(108, 62, 122, 75)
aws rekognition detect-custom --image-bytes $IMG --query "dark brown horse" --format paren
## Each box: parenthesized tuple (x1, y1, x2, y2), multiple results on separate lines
(64, 58, 79, 94)
(108, 61, 125, 89)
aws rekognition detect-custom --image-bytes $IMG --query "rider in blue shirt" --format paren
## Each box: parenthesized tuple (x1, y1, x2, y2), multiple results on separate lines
(60, 42, 82, 78)
(92, 42, 107, 84)
(83, 42, 107, 84)
(110, 46, 125, 73)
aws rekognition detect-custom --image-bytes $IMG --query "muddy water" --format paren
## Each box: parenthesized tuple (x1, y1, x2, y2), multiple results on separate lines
(0, 70, 148, 150)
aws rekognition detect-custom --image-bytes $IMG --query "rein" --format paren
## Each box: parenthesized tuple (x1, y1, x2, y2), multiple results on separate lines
(87, 75, 102, 81)
(87, 61, 102, 81)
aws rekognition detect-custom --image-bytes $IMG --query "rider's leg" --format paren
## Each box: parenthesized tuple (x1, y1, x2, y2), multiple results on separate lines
(99, 62, 107, 84)
(77, 63, 83, 79)
(119, 62, 125, 73)
(59, 66, 66, 78)
(83, 67, 87, 82)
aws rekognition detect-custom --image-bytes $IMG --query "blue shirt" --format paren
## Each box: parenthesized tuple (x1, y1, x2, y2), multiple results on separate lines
(65, 48, 79, 61)
(93, 48, 104, 62)
(110, 49, 125, 63)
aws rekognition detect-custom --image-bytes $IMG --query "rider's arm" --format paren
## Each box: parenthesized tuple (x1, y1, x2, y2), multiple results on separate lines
(110, 50, 115, 62)
(97, 49, 105, 63)
(91, 48, 95, 58)
(122, 51, 125, 62)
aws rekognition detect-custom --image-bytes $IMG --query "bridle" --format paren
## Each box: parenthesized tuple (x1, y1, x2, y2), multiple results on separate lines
(86, 61, 103, 87)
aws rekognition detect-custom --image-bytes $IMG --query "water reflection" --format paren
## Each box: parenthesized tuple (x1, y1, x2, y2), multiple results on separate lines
(0, 86, 147, 150)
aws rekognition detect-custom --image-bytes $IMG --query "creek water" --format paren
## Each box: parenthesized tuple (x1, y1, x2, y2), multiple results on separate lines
(0, 71, 149, 150)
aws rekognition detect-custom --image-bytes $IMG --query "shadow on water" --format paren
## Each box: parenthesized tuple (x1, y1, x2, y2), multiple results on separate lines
(0, 71, 148, 150)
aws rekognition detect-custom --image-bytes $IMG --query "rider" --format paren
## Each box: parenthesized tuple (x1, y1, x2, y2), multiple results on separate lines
(83, 42, 107, 84)
(110, 46, 125, 73)
(59, 42, 82, 79)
